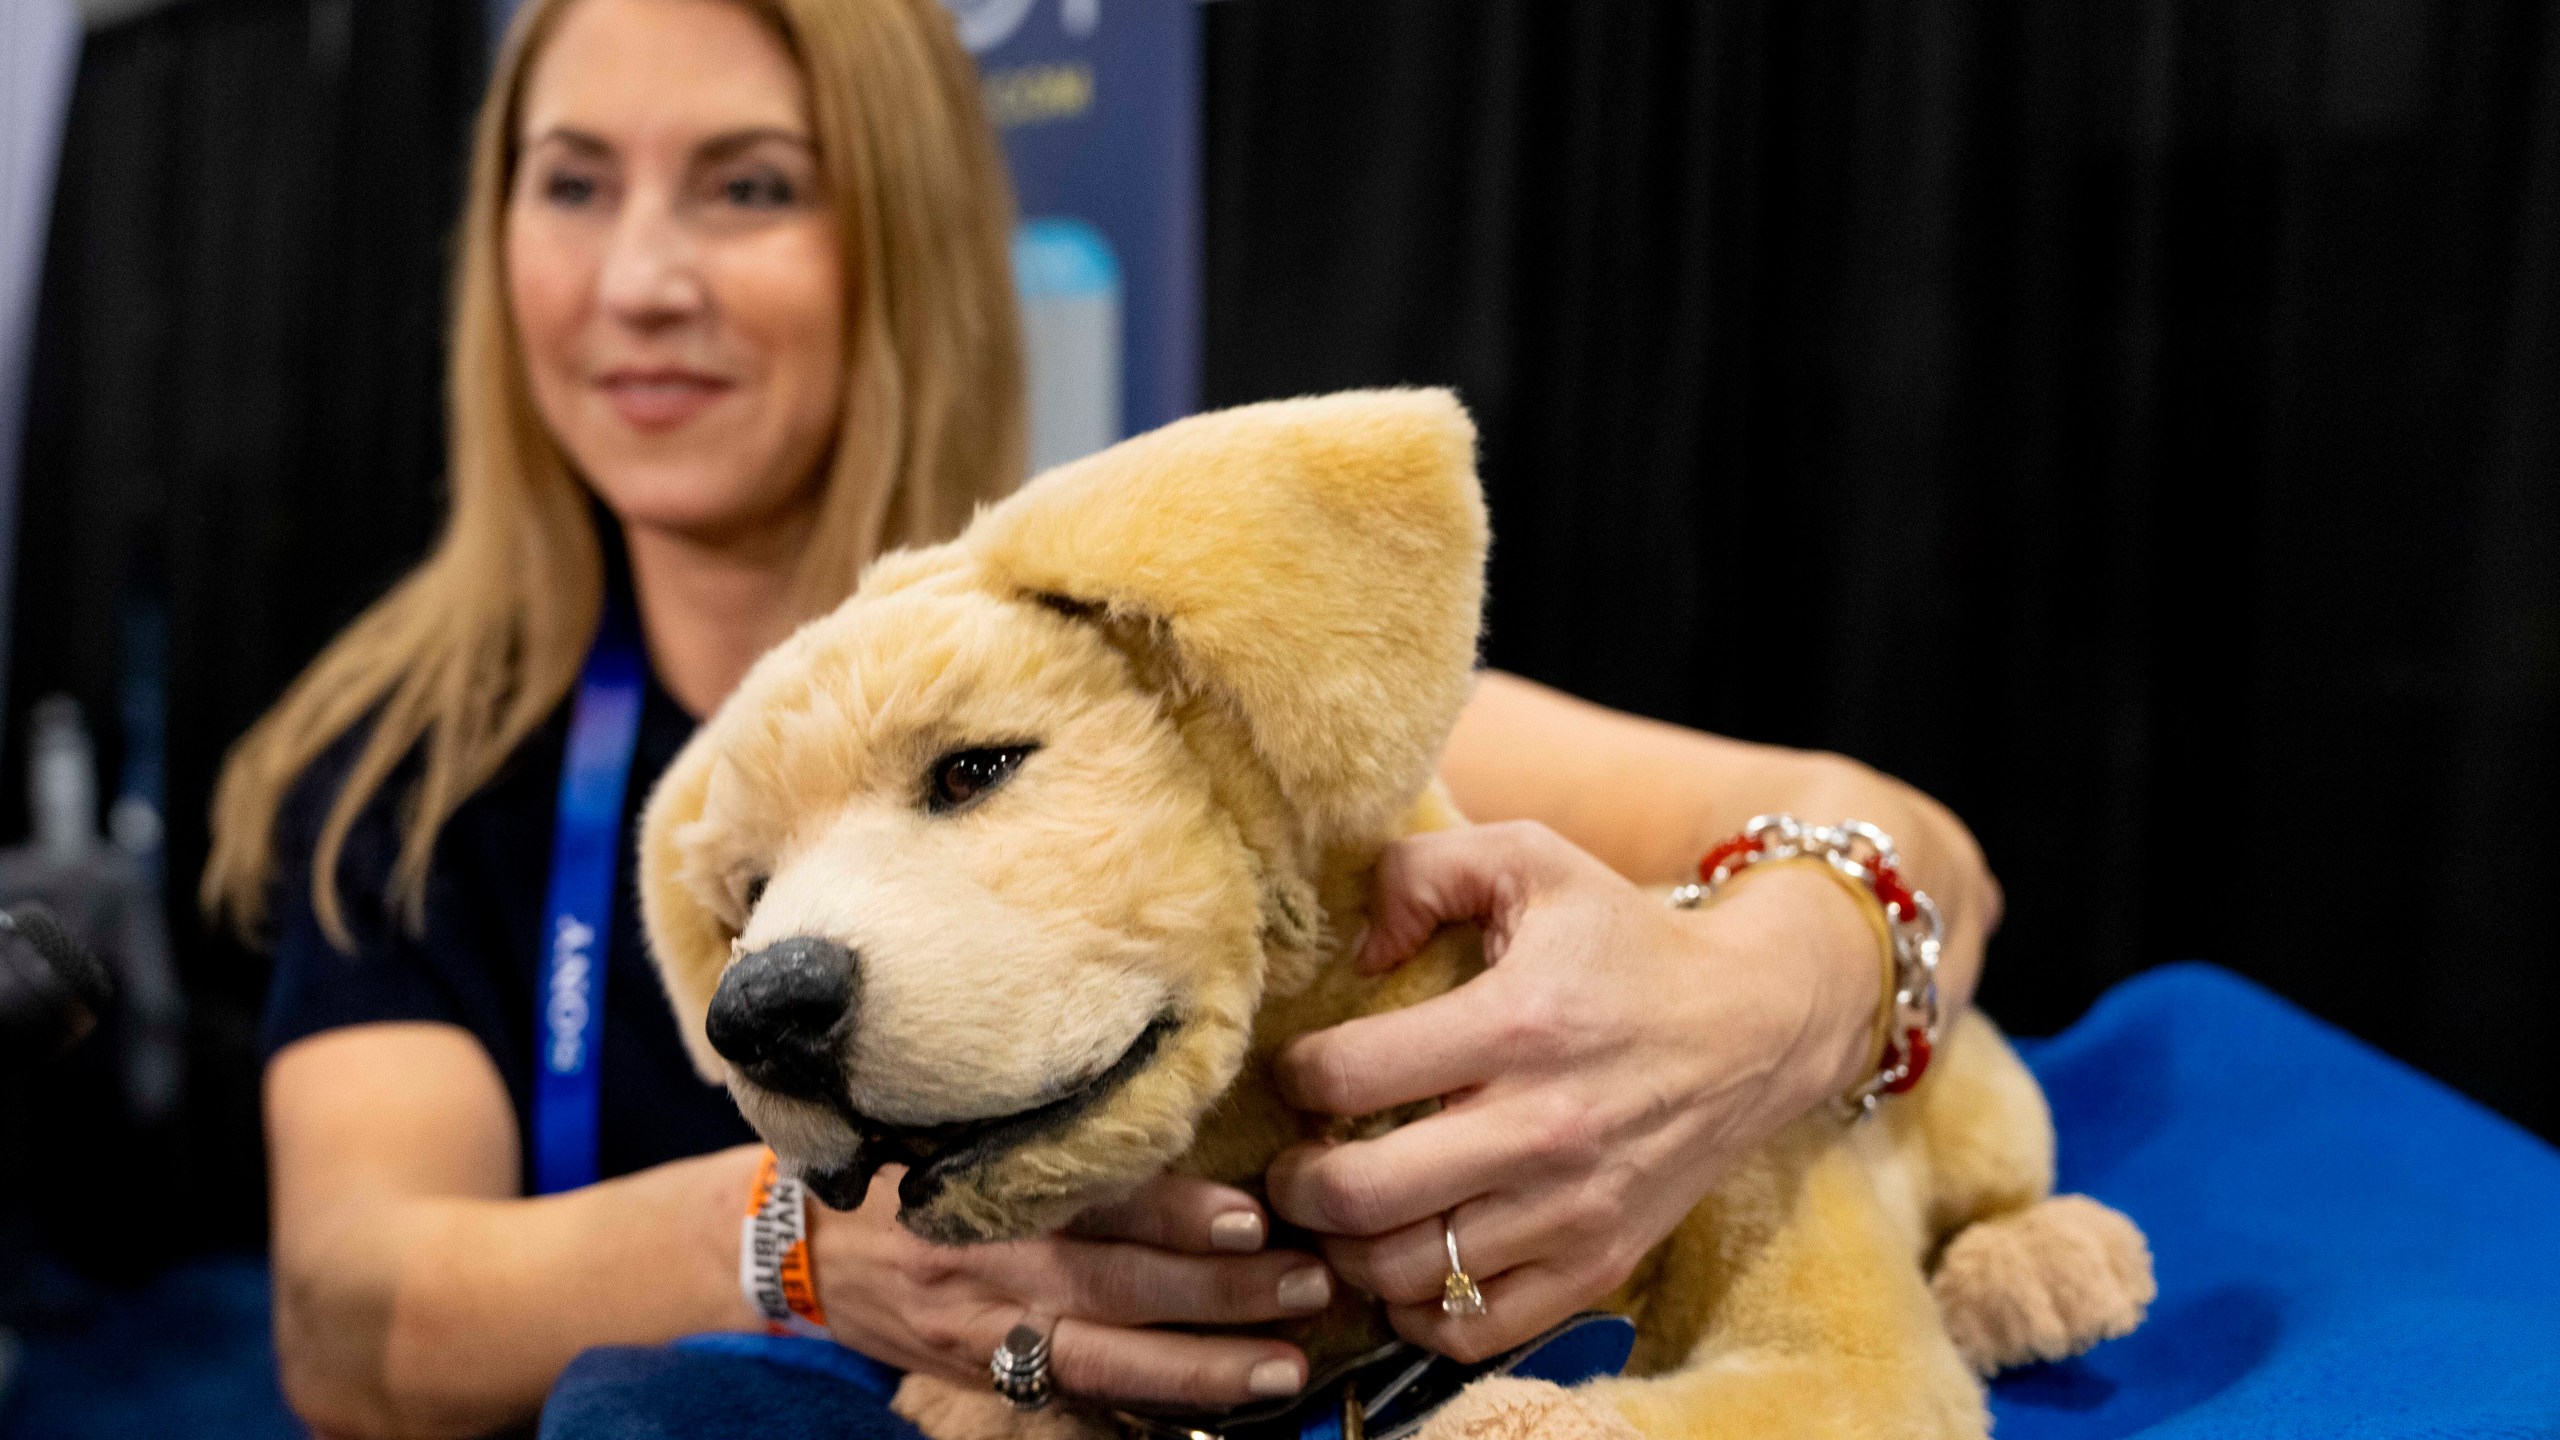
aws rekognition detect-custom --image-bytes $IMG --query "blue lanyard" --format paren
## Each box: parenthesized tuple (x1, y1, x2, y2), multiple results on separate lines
(532, 600, 647, 1194)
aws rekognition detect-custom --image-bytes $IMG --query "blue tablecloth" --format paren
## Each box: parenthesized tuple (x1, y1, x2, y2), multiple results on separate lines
(1992, 963, 2560, 1438)
(544, 964, 2560, 1439)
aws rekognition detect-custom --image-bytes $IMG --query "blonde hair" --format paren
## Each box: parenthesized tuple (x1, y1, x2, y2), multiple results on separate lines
(202, 0, 1024, 945)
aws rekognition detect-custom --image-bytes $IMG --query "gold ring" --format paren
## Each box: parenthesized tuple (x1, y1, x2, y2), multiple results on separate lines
(1440, 1214, 1486, 1317)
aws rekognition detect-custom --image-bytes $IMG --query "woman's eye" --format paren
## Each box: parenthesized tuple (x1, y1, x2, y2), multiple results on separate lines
(542, 171, 600, 207)
(926, 745, 1036, 814)
(720, 169, 797, 209)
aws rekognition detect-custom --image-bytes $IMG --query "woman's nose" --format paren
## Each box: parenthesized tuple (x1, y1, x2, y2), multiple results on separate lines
(596, 196, 708, 326)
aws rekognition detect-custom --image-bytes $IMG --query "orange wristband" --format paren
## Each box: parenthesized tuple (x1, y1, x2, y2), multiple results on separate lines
(742, 1149, 829, 1337)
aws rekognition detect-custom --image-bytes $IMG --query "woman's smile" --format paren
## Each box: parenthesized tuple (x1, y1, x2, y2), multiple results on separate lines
(594, 365, 738, 432)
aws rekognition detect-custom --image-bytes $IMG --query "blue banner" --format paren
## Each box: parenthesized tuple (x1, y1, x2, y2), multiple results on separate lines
(951, 0, 1200, 469)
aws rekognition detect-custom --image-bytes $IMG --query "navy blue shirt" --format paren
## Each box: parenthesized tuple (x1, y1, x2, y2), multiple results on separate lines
(260, 660, 756, 1187)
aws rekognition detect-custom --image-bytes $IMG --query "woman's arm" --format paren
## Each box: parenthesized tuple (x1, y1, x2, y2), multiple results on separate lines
(1442, 669, 1999, 1009)
(1264, 671, 2005, 1360)
(266, 1024, 762, 1436)
(269, 1025, 1331, 1439)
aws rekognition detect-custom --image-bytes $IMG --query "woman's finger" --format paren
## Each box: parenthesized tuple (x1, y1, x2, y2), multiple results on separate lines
(1382, 1260, 1596, 1365)
(1354, 822, 1585, 974)
(1315, 1180, 1585, 1308)
(1001, 1235, 1334, 1329)
(1265, 1092, 1570, 1238)
(1046, 1317, 1310, 1409)
(1066, 1172, 1270, 1254)
(1271, 977, 1515, 1119)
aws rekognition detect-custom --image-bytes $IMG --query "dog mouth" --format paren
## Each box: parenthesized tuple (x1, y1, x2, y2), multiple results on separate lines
(795, 1013, 1178, 1216)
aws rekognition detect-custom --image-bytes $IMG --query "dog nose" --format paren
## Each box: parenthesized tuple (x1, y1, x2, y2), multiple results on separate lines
(706, 936, 859, 1104)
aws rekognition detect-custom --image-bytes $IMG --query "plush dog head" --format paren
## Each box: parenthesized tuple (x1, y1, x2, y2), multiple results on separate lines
(639, 390, 1486, 1243)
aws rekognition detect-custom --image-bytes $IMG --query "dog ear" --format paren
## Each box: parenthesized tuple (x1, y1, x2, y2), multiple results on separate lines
(638, 732, 734, 1083)
(964, 389, 1487, 847)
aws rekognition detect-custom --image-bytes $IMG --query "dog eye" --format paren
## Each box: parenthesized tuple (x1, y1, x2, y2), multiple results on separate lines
(743, 875, 768, 912)
(926, 745, 1035, 814)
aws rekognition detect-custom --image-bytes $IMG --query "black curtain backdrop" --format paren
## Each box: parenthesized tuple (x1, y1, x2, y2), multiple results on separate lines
(11, 0, 2556, 1261)
(11, 0, 485, 1259)
(1201, 0, 2560, 1142)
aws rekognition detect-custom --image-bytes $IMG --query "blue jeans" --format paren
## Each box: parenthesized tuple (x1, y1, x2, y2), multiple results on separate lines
(541, 1334, 913, 1440)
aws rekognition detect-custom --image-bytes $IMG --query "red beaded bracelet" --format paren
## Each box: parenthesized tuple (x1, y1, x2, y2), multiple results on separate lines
(1669, 814, 1945, 1118)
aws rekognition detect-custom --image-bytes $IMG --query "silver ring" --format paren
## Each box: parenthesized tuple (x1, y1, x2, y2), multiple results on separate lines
(990, 1315, 1055, 1411)
(1440, 1215, 1486, 1318)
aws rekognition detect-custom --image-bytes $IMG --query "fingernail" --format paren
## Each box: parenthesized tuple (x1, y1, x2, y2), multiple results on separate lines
(1347, 922, 1371, 964)
(1211, 1211, 1265, 1253)
(1248, 1358, 1306, 1398)
(1277, 1265, 1332, 1313)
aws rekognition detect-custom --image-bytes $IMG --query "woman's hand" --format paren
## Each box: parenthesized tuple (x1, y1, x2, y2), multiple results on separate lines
(1265, 821, 1884, 1361)
(809, 1169, 1333, 1409)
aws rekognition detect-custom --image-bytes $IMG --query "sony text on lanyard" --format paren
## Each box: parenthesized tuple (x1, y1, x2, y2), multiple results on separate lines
(533, 601, 646, 1194)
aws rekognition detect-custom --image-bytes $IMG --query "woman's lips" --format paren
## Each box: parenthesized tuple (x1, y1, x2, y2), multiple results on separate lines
(595, 370, 734, 432)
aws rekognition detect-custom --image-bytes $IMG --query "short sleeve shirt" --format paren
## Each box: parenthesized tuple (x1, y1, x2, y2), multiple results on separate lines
(259, 662, 756, 1186)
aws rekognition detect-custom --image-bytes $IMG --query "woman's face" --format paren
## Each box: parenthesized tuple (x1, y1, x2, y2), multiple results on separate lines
(509, 0, 845, 549)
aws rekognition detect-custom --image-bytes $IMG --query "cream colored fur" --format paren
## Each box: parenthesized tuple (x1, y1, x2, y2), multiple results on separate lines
(638, 390, 2152, 1440)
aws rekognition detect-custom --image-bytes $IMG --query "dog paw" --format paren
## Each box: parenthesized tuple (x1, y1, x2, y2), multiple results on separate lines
(1414, 1377, 1642, 1440)
(1932, 1193, 2156, 1376)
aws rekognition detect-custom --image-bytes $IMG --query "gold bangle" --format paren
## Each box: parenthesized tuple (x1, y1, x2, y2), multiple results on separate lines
(1722, 857, 1898, 1084)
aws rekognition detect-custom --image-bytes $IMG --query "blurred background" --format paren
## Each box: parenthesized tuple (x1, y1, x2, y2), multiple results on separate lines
(2, 0, 2555, 1434)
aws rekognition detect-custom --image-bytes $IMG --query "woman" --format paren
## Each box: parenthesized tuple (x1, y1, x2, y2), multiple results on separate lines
(203, 0, 2000, 1435)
